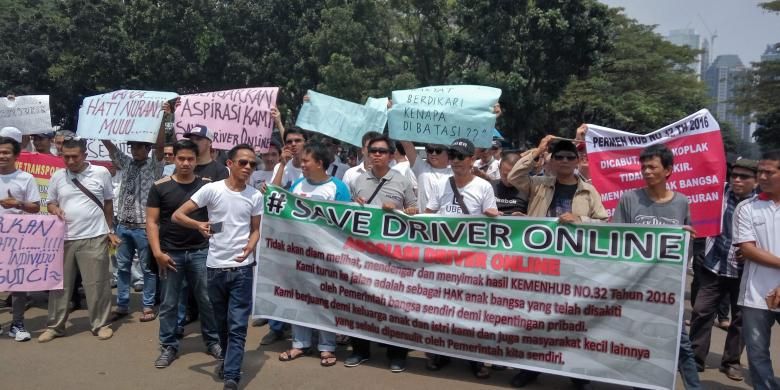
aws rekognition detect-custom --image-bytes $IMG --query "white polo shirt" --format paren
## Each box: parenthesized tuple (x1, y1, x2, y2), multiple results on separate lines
(48, 163, 113, 240)
(342, 163, 368, 190)
(733, 193, 780, 311)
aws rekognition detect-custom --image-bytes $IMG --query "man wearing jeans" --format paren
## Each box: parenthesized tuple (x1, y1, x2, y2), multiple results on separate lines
(147, 140, 221, 368)
(732, 149, 780, 390)
(103, 105, 167, 322)
(174, 144, 263, 390)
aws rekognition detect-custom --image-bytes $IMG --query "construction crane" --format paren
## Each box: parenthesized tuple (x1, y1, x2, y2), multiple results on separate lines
(697, 13, 718, 68)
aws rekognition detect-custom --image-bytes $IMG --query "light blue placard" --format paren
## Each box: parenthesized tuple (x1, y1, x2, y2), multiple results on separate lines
(77, 90, 178, 143)
(388, 85, 500, 147)
(295, 90, 387, 147)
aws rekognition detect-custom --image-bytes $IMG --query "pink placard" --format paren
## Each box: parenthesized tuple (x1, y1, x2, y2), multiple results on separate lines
(0, 214, 65, 292)
(586, 109, 727, 237)
(174, 87, 279, 151)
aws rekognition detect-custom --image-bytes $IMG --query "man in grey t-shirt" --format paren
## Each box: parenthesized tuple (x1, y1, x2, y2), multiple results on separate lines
(613, 144, 700, 390)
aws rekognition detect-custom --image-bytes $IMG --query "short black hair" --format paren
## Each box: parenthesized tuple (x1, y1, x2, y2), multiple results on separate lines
(303, 141, 333, 169)
(173, 139, 199, 157)
(0, 136, 21, 156)
(640, 144, 674, 170)
(284, 126, 308, 142)
(164, 142, 175, 148)
(267, 139, 282, 154)
(761, 149, 780, 167)
(367, 135, 395, 154)
(62, 138, 87, 153)
(361, 131, 382, 148)
(227, 143, 254, 160)
(500, 152, 520, 167)
(395, 141, 406, 156)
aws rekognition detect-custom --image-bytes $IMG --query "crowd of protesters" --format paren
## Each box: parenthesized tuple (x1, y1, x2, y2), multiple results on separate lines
(1, 94, 779, 390)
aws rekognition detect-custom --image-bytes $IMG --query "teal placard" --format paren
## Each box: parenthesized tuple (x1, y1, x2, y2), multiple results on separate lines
(295, 90, 388, 147)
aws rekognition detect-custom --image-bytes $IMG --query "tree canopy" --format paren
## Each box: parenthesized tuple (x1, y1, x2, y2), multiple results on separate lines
(2, 0, 732, 151)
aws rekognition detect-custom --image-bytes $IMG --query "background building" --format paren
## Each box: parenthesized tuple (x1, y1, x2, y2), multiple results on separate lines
(666, 28, 702, 77)
(704, 55, 751, 142)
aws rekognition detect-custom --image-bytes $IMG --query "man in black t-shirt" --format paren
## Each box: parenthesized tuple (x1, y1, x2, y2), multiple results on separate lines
(146, 140, 222, 368)
(183, 124, 229, 181)
(491, 153, 528, 215)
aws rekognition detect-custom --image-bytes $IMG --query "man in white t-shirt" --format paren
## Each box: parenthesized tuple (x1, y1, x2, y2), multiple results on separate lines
(173, 144, 263, 390)
(732, 149, 780, 390)
(423, 138, 498, 379)
(342, 131, 382, 189)
(40, 138, 117, 342)
(401, 140, 453, 212)
(391, 141, 418, 193)
(271, 127, 308, 189)
(472, 140, 500, 180)
(0, 134, 41, 341)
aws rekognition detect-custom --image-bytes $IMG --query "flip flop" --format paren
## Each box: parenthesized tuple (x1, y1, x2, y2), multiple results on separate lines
(140, 309, 157, 322)
(320, 352, 337, 367)
(279, 348, 309, 362)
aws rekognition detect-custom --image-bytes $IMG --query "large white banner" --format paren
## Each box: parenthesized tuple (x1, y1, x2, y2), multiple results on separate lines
(0, 95, 51, 134)
(254, 186, 689, 390)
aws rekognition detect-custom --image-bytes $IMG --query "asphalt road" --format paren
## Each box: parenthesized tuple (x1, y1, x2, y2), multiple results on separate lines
(1, 281, 778, 390)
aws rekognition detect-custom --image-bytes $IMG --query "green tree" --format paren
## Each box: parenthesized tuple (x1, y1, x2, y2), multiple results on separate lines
(551, 10, 709, 138)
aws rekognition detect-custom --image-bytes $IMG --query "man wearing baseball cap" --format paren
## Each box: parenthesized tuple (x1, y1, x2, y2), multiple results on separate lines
(31, 131, 55, 155)
(183, 125, 228, 181)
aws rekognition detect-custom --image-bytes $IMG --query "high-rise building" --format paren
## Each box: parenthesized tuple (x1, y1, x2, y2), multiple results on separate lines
(700, 39, 710, 76)
(666, 28, 702, 76)
(704, 55, 751, 142)
(760, 43, 780, 62)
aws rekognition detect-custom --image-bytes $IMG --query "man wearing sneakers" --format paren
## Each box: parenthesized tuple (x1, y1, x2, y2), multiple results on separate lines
(0, 131, 41, 341)
(173, 144, 264, 390)
(147, 140, 222, 368)
(40, 137, 117, 342)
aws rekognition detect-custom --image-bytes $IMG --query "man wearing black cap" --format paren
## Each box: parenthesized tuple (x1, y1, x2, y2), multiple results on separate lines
(424, 138, 499, 380)
(182, 124, 228, 181)
(32, 131, 55, 154)
(509, 135, 607, 222)
(102, 103, 168, 322)
(690, 158, 758, 381)
(507, 135, 606, 389)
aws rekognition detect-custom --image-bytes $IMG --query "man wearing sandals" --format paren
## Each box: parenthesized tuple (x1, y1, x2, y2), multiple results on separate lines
(39, 137, 118, 342)
(424, 138, 500, 379)
(173, 144, 263, 390)
(278, 141, 351, 368)
(345, 134, 417, 373)
(103, 103, 169, 323)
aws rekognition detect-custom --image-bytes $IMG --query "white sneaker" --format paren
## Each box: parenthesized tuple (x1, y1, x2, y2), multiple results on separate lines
(8, 324, 31, 342)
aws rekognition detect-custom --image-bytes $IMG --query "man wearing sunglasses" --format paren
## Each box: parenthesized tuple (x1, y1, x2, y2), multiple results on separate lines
(342, 131, 382, 189)
(401, 140, 453, 213)
(346, 135, 416, 372)
(689, 158, 757, 381)
(102, 103, 169, 323)
(271, 127, 309, 190)
(424, 138, 499, 379)
(508, 135, 607, 223)
(173, 144, 264, 390)
(508, 135, 606, 389)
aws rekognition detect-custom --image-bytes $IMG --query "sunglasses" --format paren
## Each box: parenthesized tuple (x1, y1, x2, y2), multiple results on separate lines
(553, 154, 578, 161)
(425, 147, 446, 155)
(234, 159, 257, 168)
(447, 150, 471, 161)
(368, 148, 390, 155)
(730, 173, 755, 180)
(164, 153, 174, 156)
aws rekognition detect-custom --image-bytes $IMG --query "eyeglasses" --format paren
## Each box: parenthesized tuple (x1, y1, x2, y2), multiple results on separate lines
(425, 147, 446, 155)
(285, 138, 304, 144)
(553, 154, 578, 161)
(234, 159, 257, 168)
(730, 173, 755, 180)
(368, 148, 390, 155)
(447, 150, 470, 161)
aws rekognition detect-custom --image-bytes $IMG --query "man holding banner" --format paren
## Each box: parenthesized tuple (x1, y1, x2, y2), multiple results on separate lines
(346, 134, 417, 372)
(612, 144, 701, 389)
(0, 133, 41, 341)
(103, 103, 168, 323)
